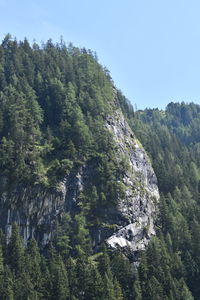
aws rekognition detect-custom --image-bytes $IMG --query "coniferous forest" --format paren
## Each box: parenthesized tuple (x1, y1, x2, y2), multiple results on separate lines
(0, 35, 200, 299)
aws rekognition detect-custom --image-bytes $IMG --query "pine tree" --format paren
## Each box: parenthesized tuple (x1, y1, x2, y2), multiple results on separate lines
(102, 273, 115, 300)
(0, 245, 4, 298)
(133, 272, 142, 300)
(146, 276, 164, 300)
(49, 254, 69, 300)
(25, 239, 43, 296)
(2, 265, 14, 300)
(179, 278, 194, 300)
(66, 257, 77, 299)
(114, 278, 125, 300)
(7, 223, 24, 274)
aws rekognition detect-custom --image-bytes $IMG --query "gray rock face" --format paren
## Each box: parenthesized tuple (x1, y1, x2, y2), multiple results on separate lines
(105, 101, 159, 253)
(0, 93, 159, 254)
(0, 171, 84, 246)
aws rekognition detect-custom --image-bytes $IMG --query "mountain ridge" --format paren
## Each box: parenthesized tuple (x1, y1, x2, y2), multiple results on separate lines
(0, 35, 198, 299)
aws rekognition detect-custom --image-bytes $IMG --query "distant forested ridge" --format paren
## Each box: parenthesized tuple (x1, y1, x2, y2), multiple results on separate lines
(0, 35, 199, 299)
(125, 102, 200, 300)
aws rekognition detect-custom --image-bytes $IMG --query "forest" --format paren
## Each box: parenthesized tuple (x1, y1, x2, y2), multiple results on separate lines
(0, 35, 200, 299)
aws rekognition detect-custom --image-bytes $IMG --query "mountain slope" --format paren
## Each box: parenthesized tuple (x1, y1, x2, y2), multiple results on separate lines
(0, 36, 159, 255)
(1, 36, 198, 300)
(0, 35, 161, 299)
(123, 103, 200, 299)
(105, 94, 159, 252)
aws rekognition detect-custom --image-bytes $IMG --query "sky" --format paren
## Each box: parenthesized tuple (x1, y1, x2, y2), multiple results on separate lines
(0, 0, 200, 110)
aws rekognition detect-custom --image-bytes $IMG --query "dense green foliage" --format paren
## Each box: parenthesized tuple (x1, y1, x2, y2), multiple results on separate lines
(129, 102, 200, 299)
(1, 35, 200, 299)
(0, 35, 133, 299)
(0, 222, 130, 300)
(0, 34, 127, 222)
(0, 34, 117, 187)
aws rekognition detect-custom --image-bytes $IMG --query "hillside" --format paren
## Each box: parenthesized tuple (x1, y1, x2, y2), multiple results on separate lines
(0, 35, 199, 299)
(0, 35, 159, 299)
(126, 102, 200, 299)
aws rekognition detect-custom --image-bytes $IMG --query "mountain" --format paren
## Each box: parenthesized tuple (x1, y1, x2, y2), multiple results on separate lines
(0, 35, 199, 299)
(0, 35, 159, 299)
(0, 35, 159, 252)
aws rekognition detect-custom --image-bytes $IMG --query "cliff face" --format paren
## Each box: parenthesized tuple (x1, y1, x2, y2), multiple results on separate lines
(105, 96, 159, 253)
(0, 94, 159, 254)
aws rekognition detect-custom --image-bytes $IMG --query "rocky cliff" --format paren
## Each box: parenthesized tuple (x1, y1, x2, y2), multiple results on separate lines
(0, 92, 159, 254)
(105, 94, 159, 253)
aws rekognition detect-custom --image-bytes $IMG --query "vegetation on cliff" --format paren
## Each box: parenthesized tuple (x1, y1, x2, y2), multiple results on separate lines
(0, 35, 137, 300)
(0, 35, 200, 299)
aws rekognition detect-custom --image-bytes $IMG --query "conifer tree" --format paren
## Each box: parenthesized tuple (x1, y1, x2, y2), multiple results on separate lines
(7, 224, 24, 274)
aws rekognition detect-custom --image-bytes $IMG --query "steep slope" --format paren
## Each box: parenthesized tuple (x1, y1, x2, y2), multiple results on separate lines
(0, 92, 159, 255)
(124, 103, 200, 299)
(0, 36, 159, 257)
(105, 93, 159, 252)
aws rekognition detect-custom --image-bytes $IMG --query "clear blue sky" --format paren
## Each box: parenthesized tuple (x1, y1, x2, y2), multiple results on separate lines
(1, 0, 200, 110)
